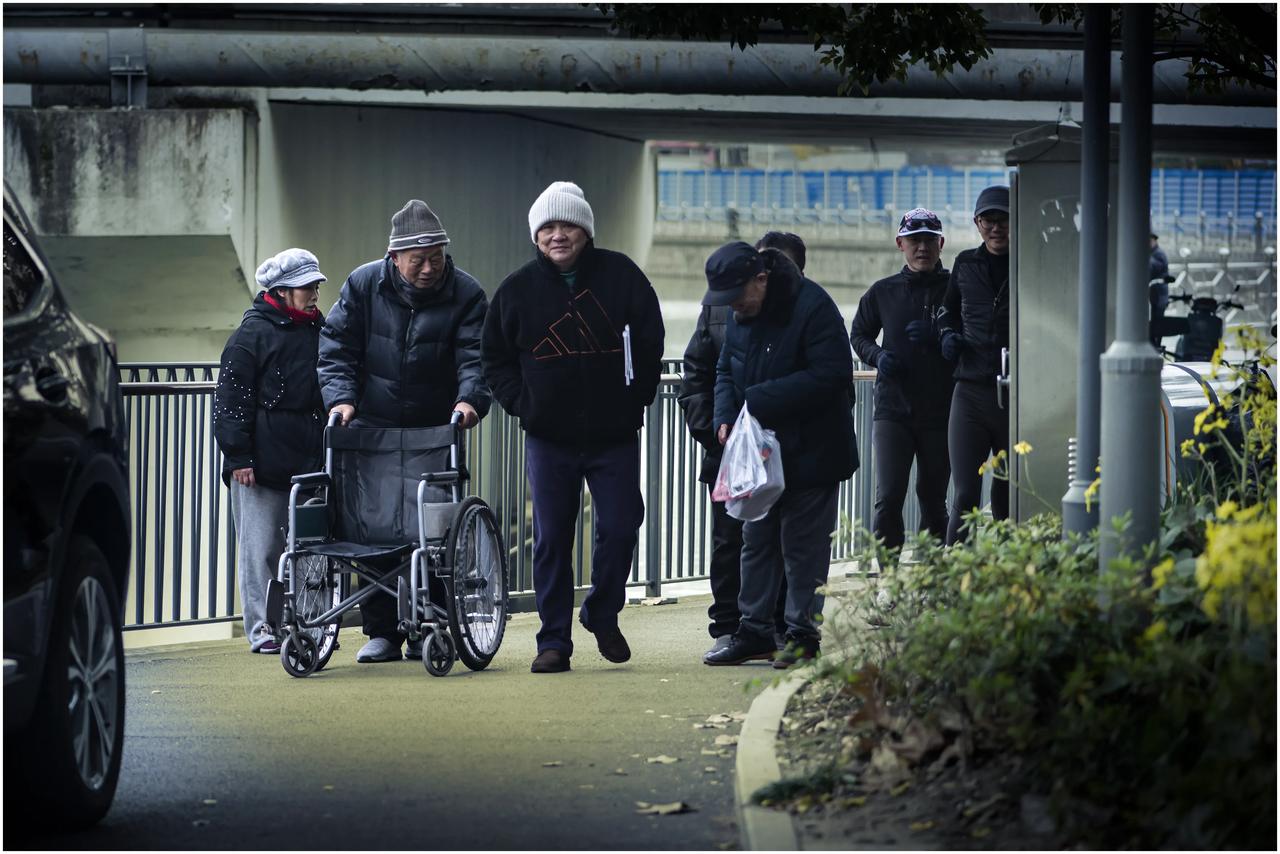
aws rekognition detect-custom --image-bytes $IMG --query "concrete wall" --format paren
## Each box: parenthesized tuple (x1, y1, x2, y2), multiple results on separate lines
(3, 107, 259, 361)
(254, 101, 654, 318)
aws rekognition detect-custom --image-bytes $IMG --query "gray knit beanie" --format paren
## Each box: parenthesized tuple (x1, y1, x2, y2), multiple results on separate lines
(527, 181, 595, 242)
(254, 247, 327, 291)
(388, 200, 450, 252)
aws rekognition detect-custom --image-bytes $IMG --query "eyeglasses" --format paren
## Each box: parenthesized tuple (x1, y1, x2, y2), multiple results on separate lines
(976, 213, 1009, 229)
(899, 215, 942, 233)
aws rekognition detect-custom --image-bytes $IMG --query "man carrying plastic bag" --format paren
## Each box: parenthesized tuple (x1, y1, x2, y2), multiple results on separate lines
(703, 242, 858, 669)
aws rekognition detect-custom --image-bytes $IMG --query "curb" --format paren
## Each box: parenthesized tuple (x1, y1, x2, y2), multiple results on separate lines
(734, 667, 810, 851)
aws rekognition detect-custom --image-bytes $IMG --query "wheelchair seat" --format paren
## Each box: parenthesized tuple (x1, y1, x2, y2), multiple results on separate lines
(302, 540, 417, 563)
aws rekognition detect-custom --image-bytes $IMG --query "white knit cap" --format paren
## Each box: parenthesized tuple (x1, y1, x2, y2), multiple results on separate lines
(527, 181, 595, 242)
(255, 248, 326, 291)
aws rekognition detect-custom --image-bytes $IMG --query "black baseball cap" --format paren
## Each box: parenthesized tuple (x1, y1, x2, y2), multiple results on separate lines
(974, 185, 1010, 217)
(702, 242, 765, 306)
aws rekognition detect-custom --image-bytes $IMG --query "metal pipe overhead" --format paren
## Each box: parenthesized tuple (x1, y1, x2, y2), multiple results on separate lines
(1098, 5, 1163, 571)
(3, 29, 1271, 105)
(1062, 5, 1110, 535)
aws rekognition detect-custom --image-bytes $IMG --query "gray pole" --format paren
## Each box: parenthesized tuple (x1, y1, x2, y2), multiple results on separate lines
(1062, 5, 1110, 534)
(1099, 5, 1162, 569)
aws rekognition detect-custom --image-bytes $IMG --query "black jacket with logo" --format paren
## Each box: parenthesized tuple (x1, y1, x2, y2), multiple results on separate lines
(937, 244, 1010, 384)
(713, 250, 859, 490)
(214, 293, 325, 490)
(678, 303, 733, 483)
(849, 262, 954, 426)
(317, 255, 491, 428)
(481, 244, 665, 445)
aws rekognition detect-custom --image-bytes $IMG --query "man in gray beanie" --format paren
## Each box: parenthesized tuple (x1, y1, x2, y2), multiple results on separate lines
(318, 199, 491, 663)
(482, 180, 665, 674)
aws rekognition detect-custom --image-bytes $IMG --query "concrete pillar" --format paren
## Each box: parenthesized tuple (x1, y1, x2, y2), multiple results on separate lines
(1099, 5, 1162, 569)
(1062, 5, 1110, 534)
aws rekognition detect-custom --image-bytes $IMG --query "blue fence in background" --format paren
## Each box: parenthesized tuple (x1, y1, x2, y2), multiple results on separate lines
(658, 167, 1278, 246)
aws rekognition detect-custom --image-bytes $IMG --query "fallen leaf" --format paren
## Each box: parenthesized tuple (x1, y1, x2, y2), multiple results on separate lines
(613, 769, 628, 776)
(659, 678, 670, 683)
(889, 781, 912, 797)
(635, 801, 651, 809)
(201, 799, 217, 806)
(542, 761, 563, 768)
(971, 827, 992, 839)
(700, 748, 721, 756)
(578, 784, 595, 790)
(730, 711, 747, 722)
(659, 714, 672, 719)
(636, 801, 695, 815)
(714, 735, 738, 746)
(646, 755, 679, 764)
(693, 723, 726, 730)
(644, 710, 655, 715)
(842, 796, 867, 808)
(322, 785, 335, 792)
(151, 690, 162, 695)
(705, 713, 734, 724)
(909, 820, 935, 832)
(703, 766, 718, 773)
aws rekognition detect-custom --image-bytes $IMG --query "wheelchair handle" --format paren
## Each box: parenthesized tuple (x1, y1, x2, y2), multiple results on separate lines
(327, 410, 343, 427)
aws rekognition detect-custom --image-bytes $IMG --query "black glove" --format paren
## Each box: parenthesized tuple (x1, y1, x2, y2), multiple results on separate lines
(876, 350, 902, 380)
(905, 319, 930, 345)
(940, 330, 964, 362)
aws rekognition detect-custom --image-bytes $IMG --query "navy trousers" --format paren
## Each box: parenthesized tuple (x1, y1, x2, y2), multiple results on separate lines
(526, 434, 645, 656)
(946, 379, 1010, 545)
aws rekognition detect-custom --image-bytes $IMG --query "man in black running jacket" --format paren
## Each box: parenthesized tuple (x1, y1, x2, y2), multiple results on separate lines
(850, 208, 954, 549)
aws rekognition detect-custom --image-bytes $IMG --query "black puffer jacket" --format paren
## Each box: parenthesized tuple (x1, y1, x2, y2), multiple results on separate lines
(481, 243, 665, 444)
(317, 255, 490, 428)
(850, 263, 954, 426)
(678, 303, 732, 484)
(214, 294, 325, 490)
(713, 250, 859, 490)
(937, 244, 1010, 384)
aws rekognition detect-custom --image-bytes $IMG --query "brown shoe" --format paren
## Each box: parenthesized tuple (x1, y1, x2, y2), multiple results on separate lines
(530, 649, 571, 673)
(593, 628, 631, 664)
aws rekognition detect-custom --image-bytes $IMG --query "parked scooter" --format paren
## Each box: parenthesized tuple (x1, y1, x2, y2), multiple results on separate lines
(1151, 287, 1245, 362)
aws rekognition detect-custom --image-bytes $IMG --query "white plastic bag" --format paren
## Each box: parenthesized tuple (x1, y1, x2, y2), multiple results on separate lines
(712, 404, 786, 522)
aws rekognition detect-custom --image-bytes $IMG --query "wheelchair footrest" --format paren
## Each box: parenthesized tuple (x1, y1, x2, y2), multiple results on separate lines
(266, 579, 285, 625)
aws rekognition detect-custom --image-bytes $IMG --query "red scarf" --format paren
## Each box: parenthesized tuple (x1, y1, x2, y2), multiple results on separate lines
(263, 291, 320, 324)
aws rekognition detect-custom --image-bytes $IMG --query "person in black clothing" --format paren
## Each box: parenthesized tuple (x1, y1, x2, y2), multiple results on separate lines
(701, 242, 858, 670)
(214, 248, 328, 653)
(678, 232, 800, 660)
(937, 185, 1011, 545)
(851, 208, 954, 549)
(317, 199, 491, 663)
(482, 181, 665, 674)
(1149, 231, 1171, 346)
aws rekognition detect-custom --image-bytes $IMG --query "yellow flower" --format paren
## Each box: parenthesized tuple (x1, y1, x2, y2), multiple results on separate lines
(1013, 440, 1033, 456)
(1215, 500, 1239, 520)
(1142, 619, 1168, 643)
(1194, 500, 1277, 628)
(977, 461, 988, 476)
(1151, 557, 1174, 590)
(1084, 477, 1100, 512)
(1192, 404, 1228, 436)
(1179, 438, 1197, 458)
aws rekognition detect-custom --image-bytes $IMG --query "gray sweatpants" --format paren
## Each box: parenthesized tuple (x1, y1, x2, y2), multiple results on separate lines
(737, 484, 840, 642)
(230, 480, 290, 650)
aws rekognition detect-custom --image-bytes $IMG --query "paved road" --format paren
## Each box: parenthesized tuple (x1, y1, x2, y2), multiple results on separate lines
(10, 595, 775, 850)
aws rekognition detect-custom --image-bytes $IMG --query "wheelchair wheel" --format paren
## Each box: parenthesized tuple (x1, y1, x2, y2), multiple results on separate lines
(423, 630, 455, 677)
(281, 631, 320, 678)
(291, 554, 340, 671)
(444, 497, 508, 671)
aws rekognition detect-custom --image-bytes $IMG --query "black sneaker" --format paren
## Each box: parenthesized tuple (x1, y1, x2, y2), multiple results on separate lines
(703, 632, 776, 666)
(772, 635, 820, 670)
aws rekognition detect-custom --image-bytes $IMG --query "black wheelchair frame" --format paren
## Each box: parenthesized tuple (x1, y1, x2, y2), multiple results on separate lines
(267, 411, 509, 678)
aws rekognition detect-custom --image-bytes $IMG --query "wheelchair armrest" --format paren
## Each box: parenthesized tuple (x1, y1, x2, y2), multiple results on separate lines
(291, 471, 331, 487)
(422, 471, 460, 485)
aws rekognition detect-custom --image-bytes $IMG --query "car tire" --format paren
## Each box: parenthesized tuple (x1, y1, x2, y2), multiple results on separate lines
(17, 535, 126, 829)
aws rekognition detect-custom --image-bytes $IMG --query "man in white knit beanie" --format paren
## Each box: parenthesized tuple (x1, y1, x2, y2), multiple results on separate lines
(482, 180, 665, 673)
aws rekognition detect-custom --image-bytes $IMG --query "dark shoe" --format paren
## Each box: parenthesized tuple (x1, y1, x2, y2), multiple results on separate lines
(703, 633, 776, 666)
(773, 632, 787, 651)
(531, 649, 571, 673)
(258, 638, 282, 654)
(705, 635, 735, 658)
(772, 636, 820, 670)
(593, 628, 631, 664)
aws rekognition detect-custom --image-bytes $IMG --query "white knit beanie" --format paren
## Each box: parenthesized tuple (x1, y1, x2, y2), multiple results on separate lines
(527, 181, 595, 242)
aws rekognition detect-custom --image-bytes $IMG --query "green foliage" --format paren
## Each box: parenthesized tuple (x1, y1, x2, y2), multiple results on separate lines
(1036, 3, 1276, 93)
(597, 3, 1276, 96)
(597, 3, 991, 94)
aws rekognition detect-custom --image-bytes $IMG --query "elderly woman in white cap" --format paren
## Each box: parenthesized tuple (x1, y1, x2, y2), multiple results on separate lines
(481, 181, 665, 674)
(214, 248, 328, 653)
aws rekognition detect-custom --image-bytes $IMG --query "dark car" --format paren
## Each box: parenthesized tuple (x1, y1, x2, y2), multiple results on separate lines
(3, 182, 130, 828)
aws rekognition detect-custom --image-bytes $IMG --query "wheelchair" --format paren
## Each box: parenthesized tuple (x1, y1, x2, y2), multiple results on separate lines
(266, 411, 508, 678)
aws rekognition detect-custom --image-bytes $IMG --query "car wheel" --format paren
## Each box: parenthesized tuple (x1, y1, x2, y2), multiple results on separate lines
(23, 536, 126, 828)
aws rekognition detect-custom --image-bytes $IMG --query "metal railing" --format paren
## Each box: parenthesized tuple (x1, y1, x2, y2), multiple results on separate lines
(119, 360, 917, 630)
